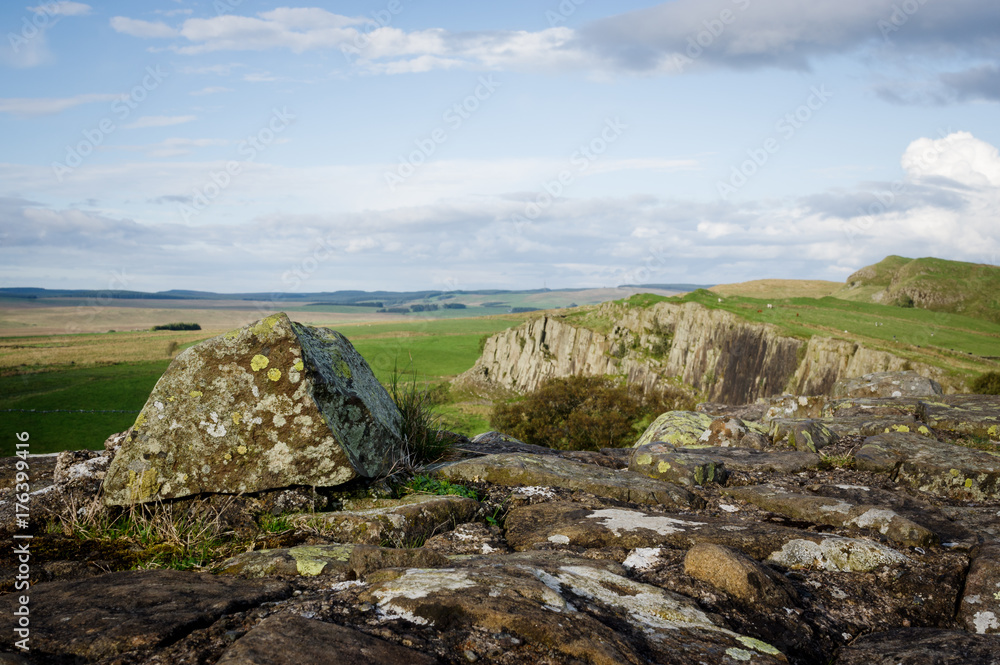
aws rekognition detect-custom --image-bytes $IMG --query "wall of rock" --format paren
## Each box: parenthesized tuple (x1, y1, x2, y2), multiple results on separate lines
(459, 300, 952, 404)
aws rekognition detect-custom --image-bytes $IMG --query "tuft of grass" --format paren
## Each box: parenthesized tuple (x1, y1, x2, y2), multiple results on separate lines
(819, 453, 856, 470)
(400, 474, 479, 500)
(387, 361, 453, 465)
(257, 512, 294, 534)
(55, 497, 234, 571)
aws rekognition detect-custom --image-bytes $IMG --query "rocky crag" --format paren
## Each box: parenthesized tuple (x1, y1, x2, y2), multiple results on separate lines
(2, 316, 1000, 664)
(459, 299, 957, 405)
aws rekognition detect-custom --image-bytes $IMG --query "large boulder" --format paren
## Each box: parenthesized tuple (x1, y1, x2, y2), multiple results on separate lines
(102, 313, 403, 506)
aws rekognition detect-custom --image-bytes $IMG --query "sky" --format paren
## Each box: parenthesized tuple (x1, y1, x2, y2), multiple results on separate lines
(1, 0, 998, 293)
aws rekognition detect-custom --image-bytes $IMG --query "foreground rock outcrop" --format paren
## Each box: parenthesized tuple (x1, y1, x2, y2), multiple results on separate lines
(2, 388, 999, 664)
(103, 313, 404, 506)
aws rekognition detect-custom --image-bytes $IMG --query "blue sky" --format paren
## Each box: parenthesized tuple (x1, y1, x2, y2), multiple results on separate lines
(1, 0, 998, 293)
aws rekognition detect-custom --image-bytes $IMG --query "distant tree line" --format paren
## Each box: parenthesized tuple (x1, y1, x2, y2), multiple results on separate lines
(152, 323, 201, 331)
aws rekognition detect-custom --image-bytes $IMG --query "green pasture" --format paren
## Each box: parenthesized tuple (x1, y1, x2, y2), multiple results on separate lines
(0, 316, 519, 455)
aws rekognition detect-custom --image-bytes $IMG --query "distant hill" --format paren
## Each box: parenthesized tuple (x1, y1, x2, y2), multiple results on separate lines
(834, 256, 1000, 324)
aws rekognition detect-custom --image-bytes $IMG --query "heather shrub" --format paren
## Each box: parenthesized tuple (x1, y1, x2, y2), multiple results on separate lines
(490, 375, 693, 451)
(970, 371, 1000, 395)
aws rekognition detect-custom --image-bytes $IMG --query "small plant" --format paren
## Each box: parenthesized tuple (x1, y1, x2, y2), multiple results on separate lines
(819, 453, 855, 470)
(490, 375, 693, 451)
(387, 360, 452, 464)
(258, 512, 294, 533)
(400, 474, 479, 500)
(56, 496, 234, 571)
(970, 371, 1000, 395)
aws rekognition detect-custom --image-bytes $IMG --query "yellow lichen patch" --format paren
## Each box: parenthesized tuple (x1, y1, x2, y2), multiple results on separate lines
(736, 636, 782, 655)
(232, 412, 241, 425)
(168, 395, 176, 402)
(891, 425, 910, 433)
(189, 390, 203, 398)
(989, 425, 999, 438)
(293, 360, 304, 372)
(657, 461, 672, 473)
(237, 445, 248, 455)
(251, 354, 269, 371)
(965, 478, 974, 488)
(127, 467, 160, 502)
(636, 454, 652, 466)
(918, 425, 931, 435)
(223, 453, 232, 461)
(134, 412, 147, 428)
(267, 368, 282, 382)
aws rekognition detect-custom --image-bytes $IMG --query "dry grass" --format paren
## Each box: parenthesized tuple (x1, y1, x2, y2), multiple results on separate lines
(709, 279, 842, 299)
(0, 330, 218, 371)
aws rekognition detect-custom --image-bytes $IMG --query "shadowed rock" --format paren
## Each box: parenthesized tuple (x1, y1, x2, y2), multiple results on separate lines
(216, 613, 440, 665)
(832, 628, 1000, 664)
(0, 570, 290, 662)
(102, 313, 404, 505)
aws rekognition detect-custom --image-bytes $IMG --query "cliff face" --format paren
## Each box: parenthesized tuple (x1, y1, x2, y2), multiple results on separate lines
(460, 300, 951, 404)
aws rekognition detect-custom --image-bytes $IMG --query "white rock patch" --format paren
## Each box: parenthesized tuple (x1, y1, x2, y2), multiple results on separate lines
(586, 509, 706, 536)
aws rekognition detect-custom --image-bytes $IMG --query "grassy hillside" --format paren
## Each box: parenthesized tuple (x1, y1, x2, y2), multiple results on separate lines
(834, 256, 1000, 324)
(668, 289, 1000, 380)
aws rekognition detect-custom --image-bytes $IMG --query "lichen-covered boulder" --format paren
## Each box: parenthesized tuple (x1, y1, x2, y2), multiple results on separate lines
(769, 418, 838, 452)
(831, 371, 942, 399)
(917, 394, 1000, 438)
(630, 443, 729, 487)
(634, 411, 714, 447)
(102, 313, 403, 505)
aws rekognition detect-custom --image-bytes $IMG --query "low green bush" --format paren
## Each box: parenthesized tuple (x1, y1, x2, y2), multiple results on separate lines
(490, 375, 693, 451)
(970, 371, 1000, 395)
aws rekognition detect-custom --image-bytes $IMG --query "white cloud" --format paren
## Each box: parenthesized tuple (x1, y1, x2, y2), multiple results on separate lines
(0, 93, 119, 116)
(110, 16, 179, 39)
(29, 2, 91, 16)
(189, 86, 234, 96)
(902, 131, 1000, 188)
(124, 115, 196, 129)
(2, 133, 997, 291)
(103, 1, 1000, 81)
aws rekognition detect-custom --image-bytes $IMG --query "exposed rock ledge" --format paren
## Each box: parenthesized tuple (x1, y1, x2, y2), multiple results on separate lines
(458, 300, 953, 404)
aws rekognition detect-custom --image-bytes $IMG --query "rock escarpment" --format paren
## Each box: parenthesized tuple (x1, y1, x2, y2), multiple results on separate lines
(459, 300, 954, 404)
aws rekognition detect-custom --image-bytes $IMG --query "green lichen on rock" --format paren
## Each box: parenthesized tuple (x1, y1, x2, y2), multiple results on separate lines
(102, 313, 404, 506)
(634, 411, 714, 448)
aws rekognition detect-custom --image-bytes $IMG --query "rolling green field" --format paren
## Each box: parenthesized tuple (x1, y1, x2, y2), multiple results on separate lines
(0, 316, 521, 456)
